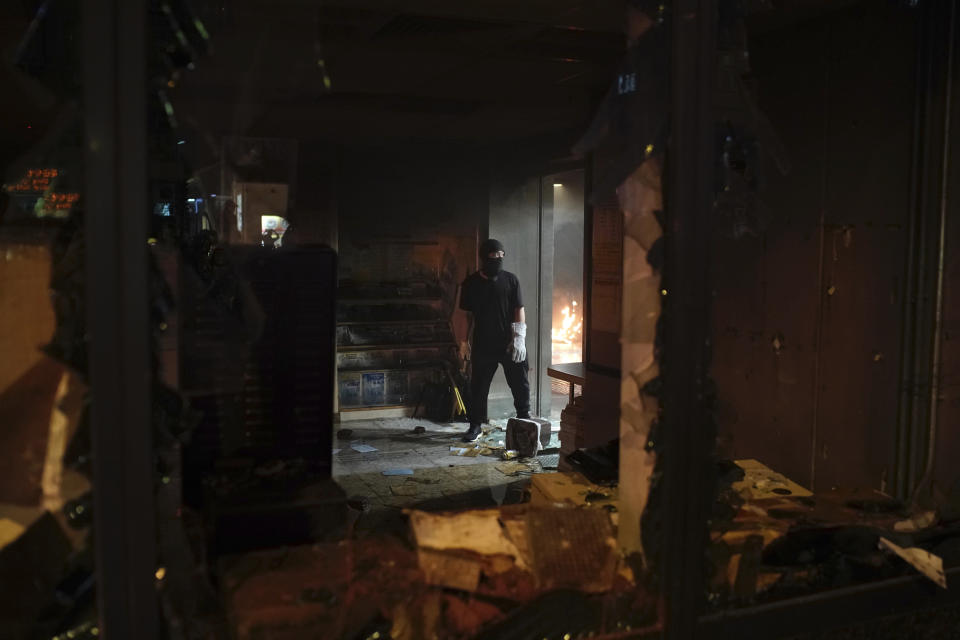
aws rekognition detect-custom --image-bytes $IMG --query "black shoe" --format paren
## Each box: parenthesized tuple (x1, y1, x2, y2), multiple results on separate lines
(517, 412, 531, 420)
(462, 425, 482, 443)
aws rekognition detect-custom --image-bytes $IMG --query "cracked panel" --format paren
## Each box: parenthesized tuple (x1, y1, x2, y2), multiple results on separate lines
(616, 159, 663, 556)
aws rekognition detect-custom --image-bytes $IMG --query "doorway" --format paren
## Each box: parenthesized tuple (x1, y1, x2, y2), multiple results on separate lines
(486, 167, 585, 423)
(545, 169, 585, 422)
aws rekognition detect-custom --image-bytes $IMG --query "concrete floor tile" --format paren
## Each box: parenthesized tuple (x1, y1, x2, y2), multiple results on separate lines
(406, 467, 454, 484)
(331, 418, 546, 512)
(335, 453, 438, 477)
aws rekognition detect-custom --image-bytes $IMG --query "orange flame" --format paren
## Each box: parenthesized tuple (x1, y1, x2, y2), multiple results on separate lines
(552, 300, 583, 344)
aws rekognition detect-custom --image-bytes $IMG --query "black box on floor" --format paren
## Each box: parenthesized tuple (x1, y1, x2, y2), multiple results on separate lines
(506, 417, 552, 457)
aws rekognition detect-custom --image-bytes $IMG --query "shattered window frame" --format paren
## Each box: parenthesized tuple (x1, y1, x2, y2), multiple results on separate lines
(4, 0, 960, 638)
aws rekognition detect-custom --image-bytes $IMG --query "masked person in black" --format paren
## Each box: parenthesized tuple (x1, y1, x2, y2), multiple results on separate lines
(458, 239, 530, 442)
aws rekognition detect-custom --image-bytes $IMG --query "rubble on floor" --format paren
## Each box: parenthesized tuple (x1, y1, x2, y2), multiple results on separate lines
(14, 389, 956, 640)
(177, 451, 960, 638)
(213, 413, 654, 639)
(220, 538, 422, 640)
(328, 418, 562, 535)
(407, 504, 621, 594)
(708, 473, 960, 605)
(220, 499, 652, 639)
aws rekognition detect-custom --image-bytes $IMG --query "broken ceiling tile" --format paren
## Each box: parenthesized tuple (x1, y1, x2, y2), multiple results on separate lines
(523, 508, 618, 593)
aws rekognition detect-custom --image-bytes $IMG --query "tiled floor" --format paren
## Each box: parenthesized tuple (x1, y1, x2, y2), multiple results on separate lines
(332, 417, 560, 533)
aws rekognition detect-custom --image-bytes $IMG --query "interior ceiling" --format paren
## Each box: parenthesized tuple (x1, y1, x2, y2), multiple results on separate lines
(0, 0, 873, 163)
(173, 0, 629, 147)
(172, 0, 865, 150)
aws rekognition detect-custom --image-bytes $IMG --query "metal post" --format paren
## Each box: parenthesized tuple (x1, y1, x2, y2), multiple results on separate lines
(661, 0, 716, 638)
(83, 0, 157, 637)
(894, 0, 958, 502)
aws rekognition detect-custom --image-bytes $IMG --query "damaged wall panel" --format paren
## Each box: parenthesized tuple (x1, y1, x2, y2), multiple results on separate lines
(714, 3, 917, 492)
(617, 160, 663, 556)
(814, 3, 915, 493)
(713, 15, 829, 489)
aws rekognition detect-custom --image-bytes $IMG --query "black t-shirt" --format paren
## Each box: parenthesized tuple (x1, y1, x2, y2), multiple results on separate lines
(459, 270, 523, 359)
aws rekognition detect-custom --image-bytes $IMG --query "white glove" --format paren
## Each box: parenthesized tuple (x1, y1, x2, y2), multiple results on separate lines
(509, 322, 527, 363)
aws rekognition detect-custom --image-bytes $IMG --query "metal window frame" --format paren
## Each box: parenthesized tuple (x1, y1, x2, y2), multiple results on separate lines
(660, 0, 717, 638)
(83, 0, 158, 637)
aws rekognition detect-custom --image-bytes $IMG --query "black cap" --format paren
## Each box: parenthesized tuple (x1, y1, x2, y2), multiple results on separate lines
(479, 238, 504, 256)
(572, 27, 670, 200)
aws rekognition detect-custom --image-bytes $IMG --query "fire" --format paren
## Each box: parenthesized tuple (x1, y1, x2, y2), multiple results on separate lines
(552, 300, 583, 344)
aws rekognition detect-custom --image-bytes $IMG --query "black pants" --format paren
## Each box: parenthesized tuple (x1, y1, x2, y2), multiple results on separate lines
(470, 355, 530, 427)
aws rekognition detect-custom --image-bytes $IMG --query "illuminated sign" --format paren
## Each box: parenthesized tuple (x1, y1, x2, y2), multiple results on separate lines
(3, 167, 79, 218)
(5, 168, 60, 193)
(44, 192, 80, 210)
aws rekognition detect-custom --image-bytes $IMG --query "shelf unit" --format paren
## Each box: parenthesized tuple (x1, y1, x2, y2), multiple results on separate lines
(336, 284, 456, 412)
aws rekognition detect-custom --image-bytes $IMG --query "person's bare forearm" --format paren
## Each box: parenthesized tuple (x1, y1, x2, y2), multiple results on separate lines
(514, 307, 525, 323)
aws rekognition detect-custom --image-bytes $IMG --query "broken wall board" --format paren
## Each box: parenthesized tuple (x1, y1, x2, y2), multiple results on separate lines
(529, 471, 618, 508)
(879, 537, 947, 589)
(732, 458, 812, 500)
(617, 160, 663, 556)
(406, 509, 527, 566)
(408, 505, 620, 597)
(42, 370, 87, 511)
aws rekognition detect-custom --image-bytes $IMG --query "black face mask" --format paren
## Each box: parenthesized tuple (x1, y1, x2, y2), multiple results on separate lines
(481, 257, 503, 277)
